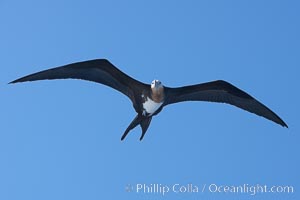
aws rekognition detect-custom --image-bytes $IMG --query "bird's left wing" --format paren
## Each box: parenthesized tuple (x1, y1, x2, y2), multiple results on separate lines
(10, 59, 149, 103)
(164, 80, 287, 127)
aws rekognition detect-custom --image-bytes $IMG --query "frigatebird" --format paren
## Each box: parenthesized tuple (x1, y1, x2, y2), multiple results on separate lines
(10, 59, 287, 140)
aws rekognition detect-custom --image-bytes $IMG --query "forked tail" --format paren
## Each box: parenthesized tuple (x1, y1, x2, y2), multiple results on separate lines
(121, 115, 152, 141)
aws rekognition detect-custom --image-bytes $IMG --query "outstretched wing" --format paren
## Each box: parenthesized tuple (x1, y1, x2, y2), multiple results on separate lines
(10, 59, 149, 103)
(164, 80, 287, 127)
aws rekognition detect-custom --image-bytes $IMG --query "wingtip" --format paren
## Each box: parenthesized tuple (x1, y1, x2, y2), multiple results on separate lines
(277, 117, 288, 128)
(9, 78, 24, 84)
(8, 80, 16, 84)
(276, 119, 288, 128)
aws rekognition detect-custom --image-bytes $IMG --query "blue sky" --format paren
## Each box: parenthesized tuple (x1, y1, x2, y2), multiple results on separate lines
(0, 0, 299, 199)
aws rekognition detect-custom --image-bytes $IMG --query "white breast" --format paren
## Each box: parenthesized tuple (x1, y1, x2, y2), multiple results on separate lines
(143, 97, 163, 115)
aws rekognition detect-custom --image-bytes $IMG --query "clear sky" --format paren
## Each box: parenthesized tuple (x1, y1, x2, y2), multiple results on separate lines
(0, 0, 299, 199)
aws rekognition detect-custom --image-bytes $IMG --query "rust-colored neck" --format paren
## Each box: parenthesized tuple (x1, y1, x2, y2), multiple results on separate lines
(151, 87, 164, 103)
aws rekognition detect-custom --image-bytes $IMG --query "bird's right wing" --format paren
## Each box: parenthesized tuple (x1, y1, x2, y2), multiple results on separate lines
(164, 80, 287, 127)
(10, 59, 149, 103)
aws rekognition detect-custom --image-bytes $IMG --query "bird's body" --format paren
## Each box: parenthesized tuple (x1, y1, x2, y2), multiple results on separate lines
(142, 97, 163, 116)
(141, 80, 165, 116)
(10, 59, 287, 140)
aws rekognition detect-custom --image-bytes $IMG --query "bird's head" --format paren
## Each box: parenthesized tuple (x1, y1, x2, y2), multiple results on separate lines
(151, 79, 163, 89)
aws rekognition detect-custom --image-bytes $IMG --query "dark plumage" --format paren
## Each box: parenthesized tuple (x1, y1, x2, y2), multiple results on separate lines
(10, 59, 288, 140)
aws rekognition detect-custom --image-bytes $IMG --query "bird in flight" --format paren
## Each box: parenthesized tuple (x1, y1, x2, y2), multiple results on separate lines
(10, 59, 287, 140)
